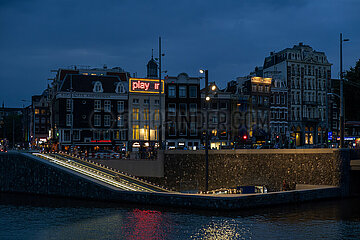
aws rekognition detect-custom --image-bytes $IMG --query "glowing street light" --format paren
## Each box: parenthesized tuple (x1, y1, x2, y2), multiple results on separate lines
(199, 68, 209, 192)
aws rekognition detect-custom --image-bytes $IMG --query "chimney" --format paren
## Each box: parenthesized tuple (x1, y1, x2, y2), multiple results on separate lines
(299, 42, 303, 46)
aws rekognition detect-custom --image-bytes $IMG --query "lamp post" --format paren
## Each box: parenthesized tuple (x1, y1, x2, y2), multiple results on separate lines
(200, 69, 209, 192)
(340, 33, 350, 148)
(327, 92, 341, 144)
(158, 37, 165, 150)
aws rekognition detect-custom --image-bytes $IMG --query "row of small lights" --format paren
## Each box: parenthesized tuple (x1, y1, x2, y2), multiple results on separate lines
(51, 151, 171, 192)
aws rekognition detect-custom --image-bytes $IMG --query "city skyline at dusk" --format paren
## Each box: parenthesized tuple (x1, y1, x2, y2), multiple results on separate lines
(1, 0, 360, 107)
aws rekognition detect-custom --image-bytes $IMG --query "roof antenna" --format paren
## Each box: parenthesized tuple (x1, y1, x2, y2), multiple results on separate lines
(151, 49, 154, 59)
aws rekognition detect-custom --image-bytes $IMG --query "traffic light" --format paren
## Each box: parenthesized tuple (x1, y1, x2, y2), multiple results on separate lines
(243, 135, 247, 140)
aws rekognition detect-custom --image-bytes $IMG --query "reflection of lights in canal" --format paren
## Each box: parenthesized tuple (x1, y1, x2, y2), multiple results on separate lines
(191, 219, 252, 239)
(123, 209, 172, 240)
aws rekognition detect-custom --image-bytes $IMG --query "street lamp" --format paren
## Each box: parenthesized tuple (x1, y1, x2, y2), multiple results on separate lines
(340, 33, 350, 148)
(327, 92, 340, 144)
(199, 69, 209, 192)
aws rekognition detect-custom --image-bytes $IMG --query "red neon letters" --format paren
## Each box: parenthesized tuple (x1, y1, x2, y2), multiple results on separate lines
(131, 80, 161, 92)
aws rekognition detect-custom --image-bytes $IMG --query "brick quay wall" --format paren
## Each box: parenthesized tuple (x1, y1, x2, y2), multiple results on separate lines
(145, 149, 352, 193)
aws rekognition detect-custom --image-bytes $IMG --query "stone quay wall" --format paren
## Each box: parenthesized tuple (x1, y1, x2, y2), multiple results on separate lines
(0, 152, 343, 210)
(145, 149, 351, 193)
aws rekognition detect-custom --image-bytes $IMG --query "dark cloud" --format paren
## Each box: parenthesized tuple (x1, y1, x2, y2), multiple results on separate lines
(0, 0, 359, 107)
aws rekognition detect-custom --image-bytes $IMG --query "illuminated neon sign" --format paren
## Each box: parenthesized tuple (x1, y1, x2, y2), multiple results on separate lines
(129, 78, 164, 94)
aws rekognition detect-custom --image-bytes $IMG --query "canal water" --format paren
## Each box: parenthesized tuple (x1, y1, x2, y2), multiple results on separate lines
(0, 193, 359, 240)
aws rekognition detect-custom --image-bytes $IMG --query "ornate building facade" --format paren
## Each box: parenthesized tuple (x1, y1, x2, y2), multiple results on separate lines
(263, 43, 331, 147)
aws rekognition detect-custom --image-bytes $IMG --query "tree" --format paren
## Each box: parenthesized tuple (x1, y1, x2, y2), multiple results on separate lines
(344, 59, 360, 121)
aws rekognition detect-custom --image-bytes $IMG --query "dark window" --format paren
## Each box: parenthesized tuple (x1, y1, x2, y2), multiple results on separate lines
(211, 102, 218, 109)
(168, 85, 176, 98)
(179, 86, 187, 98)
(179, 103, 187, 116)
(220, 102, 227, 109)
(189, 86, 197, 98)
(168, 103, 176, 116)
(169, 122, 176, 136)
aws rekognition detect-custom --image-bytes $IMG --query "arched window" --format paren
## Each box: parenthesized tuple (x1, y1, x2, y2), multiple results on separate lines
(93, 81, 103, 93)
(115, 82, 125, 93)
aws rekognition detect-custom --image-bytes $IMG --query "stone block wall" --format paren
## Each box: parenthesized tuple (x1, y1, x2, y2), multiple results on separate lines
(0, 152, 119, 200)
(0, 152, 347, 210)
(146, 149, 350, 193)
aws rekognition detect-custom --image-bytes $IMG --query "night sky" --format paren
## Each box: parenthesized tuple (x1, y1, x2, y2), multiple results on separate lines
(1, 0, 359, 107)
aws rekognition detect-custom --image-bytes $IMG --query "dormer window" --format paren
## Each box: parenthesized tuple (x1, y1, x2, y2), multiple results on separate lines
(115, 82, 125, 93)
(93, 81, 103, 93)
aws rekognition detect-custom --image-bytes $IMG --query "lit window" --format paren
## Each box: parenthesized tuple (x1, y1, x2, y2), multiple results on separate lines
(212, 129, 217, 136)
(154, 109, 160, 121)
(133, 125, 139, 140)
(35, 109, 39, 115)
(133, 108, 139, 120)
(154, 126, 158, 140)
(114, 130, 120, 140)
(144, 125, 149, 140)
(143, 109, 149, 121)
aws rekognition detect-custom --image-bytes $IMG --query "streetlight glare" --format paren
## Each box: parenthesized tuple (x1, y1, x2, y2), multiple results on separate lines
(199, 69, 205, 74)
(211, 85, 216, 91)
(205, 96, 210, 101)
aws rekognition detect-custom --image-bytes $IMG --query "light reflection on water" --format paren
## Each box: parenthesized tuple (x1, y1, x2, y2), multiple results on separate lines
(0, 193, 359, 240)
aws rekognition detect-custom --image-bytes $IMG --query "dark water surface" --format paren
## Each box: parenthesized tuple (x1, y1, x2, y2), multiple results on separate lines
(0, 193, 359, 240)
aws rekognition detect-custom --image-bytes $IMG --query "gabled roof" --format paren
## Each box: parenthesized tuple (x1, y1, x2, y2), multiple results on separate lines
(59, 73, 127, 93)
